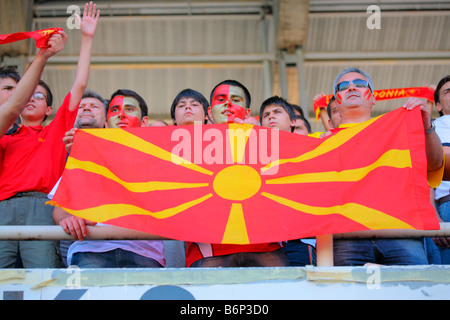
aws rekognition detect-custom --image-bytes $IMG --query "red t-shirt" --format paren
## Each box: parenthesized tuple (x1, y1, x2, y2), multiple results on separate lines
(0, 93, 77, 201)
(185, 242, 283, 267)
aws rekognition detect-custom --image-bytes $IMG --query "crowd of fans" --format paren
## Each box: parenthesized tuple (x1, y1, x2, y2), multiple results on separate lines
(0, 2, 449, 269)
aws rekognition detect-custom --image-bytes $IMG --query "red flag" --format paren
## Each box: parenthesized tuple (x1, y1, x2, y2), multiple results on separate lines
(50, 107, 439, 244)
(0, 28, 62, 48)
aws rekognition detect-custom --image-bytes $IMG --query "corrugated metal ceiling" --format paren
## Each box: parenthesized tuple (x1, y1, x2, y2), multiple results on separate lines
(3, 0, 448, 131)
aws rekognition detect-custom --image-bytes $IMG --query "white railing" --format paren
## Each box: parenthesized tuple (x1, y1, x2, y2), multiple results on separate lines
(0, 223, 448, 267)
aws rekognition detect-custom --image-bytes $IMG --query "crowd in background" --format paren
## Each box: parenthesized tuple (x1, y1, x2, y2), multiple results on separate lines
(0, 2, 449, 270)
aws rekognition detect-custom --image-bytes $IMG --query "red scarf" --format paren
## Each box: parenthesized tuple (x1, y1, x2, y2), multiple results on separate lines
(0, 28, 62, 48)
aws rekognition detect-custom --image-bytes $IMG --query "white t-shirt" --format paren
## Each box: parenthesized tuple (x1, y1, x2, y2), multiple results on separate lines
(48, 179, 166, 267)
(434, 115, 450, 201)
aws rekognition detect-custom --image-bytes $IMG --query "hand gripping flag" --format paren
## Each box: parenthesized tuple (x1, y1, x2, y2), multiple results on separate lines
(0, 28, 62, 48)
(313, 86, 435, 121)
(50, 107, 440, 244)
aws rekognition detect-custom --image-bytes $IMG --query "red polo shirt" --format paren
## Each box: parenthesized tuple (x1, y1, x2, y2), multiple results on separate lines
(185, 242, 283, 267)
(0, 93, 77, 201)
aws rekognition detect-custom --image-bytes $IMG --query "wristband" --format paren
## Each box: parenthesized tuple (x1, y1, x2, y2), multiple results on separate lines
(425, 121, 435, 134)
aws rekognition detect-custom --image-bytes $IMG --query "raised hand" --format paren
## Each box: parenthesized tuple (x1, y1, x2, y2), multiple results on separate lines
(62, 127, 78, 153)
(76, 1, 100, 38)
(402, 97, 432, 131)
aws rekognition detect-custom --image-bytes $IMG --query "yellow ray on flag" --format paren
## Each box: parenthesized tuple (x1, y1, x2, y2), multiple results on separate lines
(261, 115, 381, 173)
(58, 193, 214, 222)
(227, 123, 254, 163)
(266, 149, 412, 185)
(222, 203, 250, 244)
(83, 128, 214, 176)
(261, 192, 414, 230)
(66, 157, 209, 192)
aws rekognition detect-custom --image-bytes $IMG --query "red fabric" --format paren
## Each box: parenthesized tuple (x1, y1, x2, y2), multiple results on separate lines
(0, 93, 77, 200)
(185, 243, 282, 267)
(51, 107, 439, 247)
(0, 28, 63, 48)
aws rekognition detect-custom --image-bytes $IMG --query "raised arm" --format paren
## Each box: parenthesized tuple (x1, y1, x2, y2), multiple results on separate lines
(0, 31, 66, 137)
(68, 1, 100, 111)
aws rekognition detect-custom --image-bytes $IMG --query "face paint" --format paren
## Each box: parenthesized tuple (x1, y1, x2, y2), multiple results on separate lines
(210, 85, 247, 124)
(363, 88, 371, 101)
(336, 93, 343, 104)
(107, 95, 143, 128)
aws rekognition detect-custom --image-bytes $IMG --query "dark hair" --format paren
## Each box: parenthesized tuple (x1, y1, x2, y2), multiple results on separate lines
(435, 75, 450, 117)
(326, 95, 336, 119)
(290, 104, 304, 117)
(108, 89, 148, 117)
(38, 80, 53, 107)
(82, 90, 108, 115)
(0, 66, 20, 83)
(259, 95, 295, 124)
(170, 88, 209, 124)
(292, 114, 311, 134)
(37, 80, 53, 122)
(210, 79, 251, 109)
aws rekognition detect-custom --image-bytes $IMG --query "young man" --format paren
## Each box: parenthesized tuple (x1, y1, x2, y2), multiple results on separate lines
(431, 75, 450, 263)
(292, 115, 312, 136)
(0, 2, 99, 268)
(185, 80, 289, 268)
(0, 67, 21, 134)
(170, 88, 209, 126)
(326, 96, 340, 130)
(259, 95, 296, 132)
(258, 96, 315, 266)
(331, 67, 444, 266)
(207, 79, 258, 125)
(53, 89, 165, 268)
(0, 36, 65, 137)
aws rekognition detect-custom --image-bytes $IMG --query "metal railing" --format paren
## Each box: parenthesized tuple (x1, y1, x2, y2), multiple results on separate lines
(0, 223, 448, 240)
(0, 223, 448, 267)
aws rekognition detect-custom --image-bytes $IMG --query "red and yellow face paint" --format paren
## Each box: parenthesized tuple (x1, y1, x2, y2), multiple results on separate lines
(107, 95, 143, 128)
(363, 88, 372, 101)
(336, 92, 343, 104)
(209, 85, 248, 124)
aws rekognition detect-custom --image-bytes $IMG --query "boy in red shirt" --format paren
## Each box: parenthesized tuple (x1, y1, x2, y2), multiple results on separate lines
(0, 2, 100, 268)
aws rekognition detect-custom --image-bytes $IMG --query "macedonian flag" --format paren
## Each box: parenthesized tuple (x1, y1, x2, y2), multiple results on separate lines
(50, 107, 440, 244)
(0, 28, 62, 48)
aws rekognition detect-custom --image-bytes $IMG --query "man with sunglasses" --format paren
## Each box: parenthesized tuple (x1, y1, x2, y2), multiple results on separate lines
(331, 68, 444, 266)
(0, 2, 100, 268)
